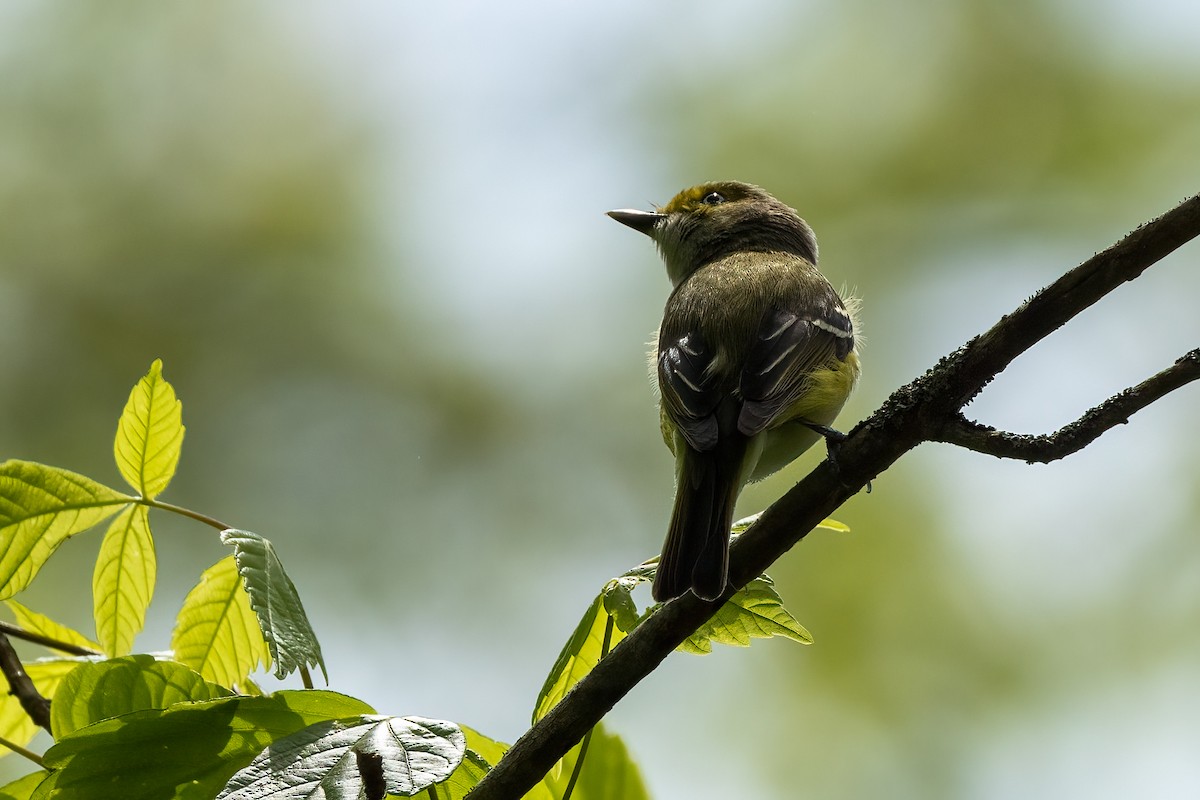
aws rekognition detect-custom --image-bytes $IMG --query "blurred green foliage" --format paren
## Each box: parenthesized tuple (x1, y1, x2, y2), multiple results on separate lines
(1, 0, 1198, 797)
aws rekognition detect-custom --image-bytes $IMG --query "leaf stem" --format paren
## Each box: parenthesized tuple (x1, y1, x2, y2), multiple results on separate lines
(560, 613, 615, 800)
(0, 732, 45, 767)
(0, 620, 101, 657)
(139, 497, 233, 531)
(300, 665, 313, 689)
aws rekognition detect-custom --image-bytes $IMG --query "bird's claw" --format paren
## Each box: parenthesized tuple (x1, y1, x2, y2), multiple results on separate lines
(801, 421, 870, 492)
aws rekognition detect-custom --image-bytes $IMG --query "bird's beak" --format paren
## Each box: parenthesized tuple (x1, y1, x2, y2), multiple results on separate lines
(607, 208, 665, 237)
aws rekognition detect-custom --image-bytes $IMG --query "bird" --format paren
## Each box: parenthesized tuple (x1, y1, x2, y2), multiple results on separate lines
(608, 181, 859, 602)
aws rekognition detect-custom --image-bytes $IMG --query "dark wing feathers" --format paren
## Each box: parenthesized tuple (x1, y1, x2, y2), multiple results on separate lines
(737, 302, 854, 437)
(657, 332, 721, 451)
(660, 295, 854, 446)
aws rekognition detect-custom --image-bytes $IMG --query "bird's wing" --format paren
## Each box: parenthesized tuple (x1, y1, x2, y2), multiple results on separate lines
(737, 302, 854, 437)
(657, 331, 721, 452)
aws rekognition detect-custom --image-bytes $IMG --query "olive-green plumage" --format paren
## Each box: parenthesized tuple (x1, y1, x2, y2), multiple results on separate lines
(609, 181, 859, 602)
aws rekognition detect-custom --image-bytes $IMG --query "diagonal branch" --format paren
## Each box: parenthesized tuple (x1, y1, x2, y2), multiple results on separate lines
(466, 192, 1200, 800)
(932, 349, 1200, 462)
(0, 632, 52, 733)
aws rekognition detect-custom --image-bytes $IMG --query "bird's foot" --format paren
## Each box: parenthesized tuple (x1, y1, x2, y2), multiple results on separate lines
(802, 421, 871, 493)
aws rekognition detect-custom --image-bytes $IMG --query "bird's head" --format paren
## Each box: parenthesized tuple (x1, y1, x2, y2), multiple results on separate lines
(608, 181, 818, 286)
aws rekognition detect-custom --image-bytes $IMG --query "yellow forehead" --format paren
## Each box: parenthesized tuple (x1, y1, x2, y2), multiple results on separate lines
(659, 182, 761, 214)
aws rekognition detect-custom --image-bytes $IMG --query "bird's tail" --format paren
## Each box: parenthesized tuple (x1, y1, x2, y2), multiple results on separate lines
(652, 438, 747, 602)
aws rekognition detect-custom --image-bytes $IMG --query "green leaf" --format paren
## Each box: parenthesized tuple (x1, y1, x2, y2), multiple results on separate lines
(544, 722, 649, 800)
(36, 690, 374, 800)
(216, 715, 465, 799)
(114, 359, 184, 499)
(5, 600, 101, 653)
(220, 529, 326, 681)
(733, 512, 850, 534)
(680, 575, 812, 655)
(0, 461, 131, 599)
(439, 726, 573, 800)
(439, 749, 495, 800)
(50, 654, 232, 738)
(731, 512, 762, 533)
(172, 556, 271, 689)
(0, 771, 47, 800)
(92, 504, 156, 656)
(438, 726, 511, 800)
(0, 659, 86, 759)
(533, 594, 624, 724)
(817, 517, 851, 533)
(601, 577, 641, 634)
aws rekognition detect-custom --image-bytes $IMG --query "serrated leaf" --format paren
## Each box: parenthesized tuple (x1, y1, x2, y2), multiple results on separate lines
(51, 654, 232, 738)
(37, 690, 374, 800)
(680, 576, 812, 655)
(0, 771, 47, 799)
(114, 359, 184, 499)
(92, 504, 156, 656)
(0, 461, 131, 599)
(219, 529, 326, 682)
(5, 600, 101, 653)
(217, 715, 465, 799)
(172, 555, 271, 688)
(0, 659, 86, 760)
(533, 594, 625, 724)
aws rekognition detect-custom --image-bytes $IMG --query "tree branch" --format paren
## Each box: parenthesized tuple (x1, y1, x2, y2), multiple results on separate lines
(0, 632, 52, 733)
(932, 349, 1200, 461)
(466, 192, 1200, 800)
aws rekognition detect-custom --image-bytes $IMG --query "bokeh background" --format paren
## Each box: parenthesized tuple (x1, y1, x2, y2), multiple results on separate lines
(2, 1, 1199, 797)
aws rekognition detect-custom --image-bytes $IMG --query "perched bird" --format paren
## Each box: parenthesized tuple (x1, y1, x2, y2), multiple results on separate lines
(608, 181, 859, 602)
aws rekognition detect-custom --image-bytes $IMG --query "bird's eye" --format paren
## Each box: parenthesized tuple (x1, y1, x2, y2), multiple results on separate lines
(701, 191, 726, 205)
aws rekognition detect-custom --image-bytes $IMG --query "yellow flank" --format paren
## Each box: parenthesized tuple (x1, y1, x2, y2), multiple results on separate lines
(785, 350, 861, 423)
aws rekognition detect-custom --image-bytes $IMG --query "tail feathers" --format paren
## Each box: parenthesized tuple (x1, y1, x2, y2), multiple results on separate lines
(653, 443, 745, 603)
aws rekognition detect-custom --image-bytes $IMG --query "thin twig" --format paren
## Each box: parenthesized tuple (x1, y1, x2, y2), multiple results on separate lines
(932, 349, 1200, 461)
